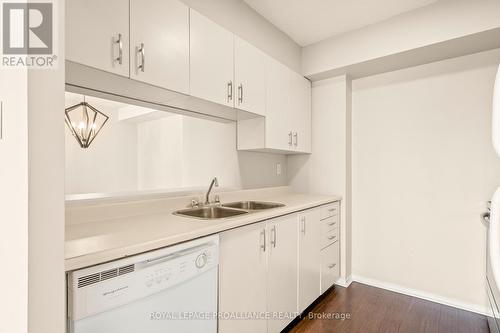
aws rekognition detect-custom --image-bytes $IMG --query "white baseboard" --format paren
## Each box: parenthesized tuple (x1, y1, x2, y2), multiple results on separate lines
(351, 274, 492, 317)
(335, 275, 353, 288)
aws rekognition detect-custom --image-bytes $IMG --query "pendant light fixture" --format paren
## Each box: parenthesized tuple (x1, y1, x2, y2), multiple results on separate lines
(64, 96, 109, 148)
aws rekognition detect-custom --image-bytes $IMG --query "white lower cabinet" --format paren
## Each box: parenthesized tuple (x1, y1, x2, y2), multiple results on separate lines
(267, 215, 299, 333)
(298, 209, 321, 313)
(219, 221, 267, 333)
(320, 241, 340, 293)
(219, 214, 298, 333)
(219, 201, 341, 333)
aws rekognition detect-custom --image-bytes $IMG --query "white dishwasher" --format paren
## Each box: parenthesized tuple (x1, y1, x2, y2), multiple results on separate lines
(67, 235, 219, 333)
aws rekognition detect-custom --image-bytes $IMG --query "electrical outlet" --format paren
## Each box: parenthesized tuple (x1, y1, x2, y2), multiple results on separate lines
(276, 162, 282, 176)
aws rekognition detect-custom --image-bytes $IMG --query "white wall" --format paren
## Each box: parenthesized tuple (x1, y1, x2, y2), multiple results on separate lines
(182, 116, 242, 188)
(27, 2, 66, 332)
(65, 97, 287, 195)
(180, 0, 301, 73)
(239, 151, 287, 189)
(288, 75, 352, 282)
(0, 68, 28, 333)
(138, 115, 184, 189)
(351, 48, 500, 313)
(302, 0, 500, 79)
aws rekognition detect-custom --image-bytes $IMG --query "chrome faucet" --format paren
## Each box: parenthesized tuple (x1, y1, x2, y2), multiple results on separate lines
(205, 177, 219, 205)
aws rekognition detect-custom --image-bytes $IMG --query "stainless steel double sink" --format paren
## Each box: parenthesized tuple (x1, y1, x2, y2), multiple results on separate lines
(173, 201, 285, 220)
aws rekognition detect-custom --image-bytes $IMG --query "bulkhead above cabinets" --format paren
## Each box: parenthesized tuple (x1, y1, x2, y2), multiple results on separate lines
(65, 0, 311, 155)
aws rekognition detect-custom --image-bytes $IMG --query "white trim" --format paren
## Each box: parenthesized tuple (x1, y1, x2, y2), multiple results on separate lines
(352, 274, 492, 316)
(335, 275, 353, 288)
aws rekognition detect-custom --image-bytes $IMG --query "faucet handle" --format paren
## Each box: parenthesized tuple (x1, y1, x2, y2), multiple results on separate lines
(190, 199, 199, 208)
(214, 195, 220, 204)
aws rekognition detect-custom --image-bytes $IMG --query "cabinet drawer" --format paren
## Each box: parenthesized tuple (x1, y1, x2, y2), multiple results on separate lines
(320, 242, 339, 293)
(322, 227, 339, 249)
(320, 202, 340, 220)
(321, 216, 339, 233)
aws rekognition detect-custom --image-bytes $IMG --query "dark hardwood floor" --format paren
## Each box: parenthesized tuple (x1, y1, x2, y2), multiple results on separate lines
(288, 282, 490, 333)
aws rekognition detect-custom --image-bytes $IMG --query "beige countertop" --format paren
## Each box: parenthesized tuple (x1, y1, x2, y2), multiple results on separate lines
(65, 187, 341, 272)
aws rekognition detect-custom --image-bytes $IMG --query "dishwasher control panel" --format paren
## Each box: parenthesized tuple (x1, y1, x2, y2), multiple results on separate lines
(68, 235, 219, 321)
(143, 245, 216, 291)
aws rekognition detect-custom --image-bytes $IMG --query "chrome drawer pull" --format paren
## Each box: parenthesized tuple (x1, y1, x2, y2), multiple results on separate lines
(327, 235, 336, 240)
(328, 263, 336, 269)
(271, 226, 277, 248)
(227, 81, 233, 102)
(114, 33, 123, 65)
(328, 221, 336, 226)
(481, 211, 490, 226)
(238, 84, 243, 104)
(138, 43, 145, 72)
(260, 229, 266, 252)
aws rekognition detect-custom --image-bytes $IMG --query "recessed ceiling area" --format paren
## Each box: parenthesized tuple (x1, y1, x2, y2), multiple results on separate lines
(244, 0, 439, 46)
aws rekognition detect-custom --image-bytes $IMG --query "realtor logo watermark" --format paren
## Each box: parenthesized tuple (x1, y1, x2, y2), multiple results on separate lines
(1, 1, 57, 68)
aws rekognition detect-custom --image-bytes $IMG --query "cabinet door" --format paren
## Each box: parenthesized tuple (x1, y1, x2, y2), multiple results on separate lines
(66, 0, 129, 77)
(298, 209, 321, 312)
(267, 215, 298, 333)
(320, 242, 340, 293)
(190, 9, 234, 107)
(234, 37, 267, 116)
(130, 0, 189, 94)
(265, 58, 291, 151)
(219, 222, 267, 333)
(290, 73, 312, 153)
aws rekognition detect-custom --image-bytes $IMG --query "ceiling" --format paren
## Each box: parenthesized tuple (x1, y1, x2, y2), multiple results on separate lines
(244, 0, 439, 46)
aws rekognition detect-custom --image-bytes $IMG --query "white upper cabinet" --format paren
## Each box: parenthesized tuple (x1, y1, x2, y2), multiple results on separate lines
(237, 56, 311, 154)
(265, 57, 292, 151)
(66, 0, 129, 77)
(190, 9, 235, 107)
(130, 0, 189, 94)
(290, 73, 312, 153)
(66, 3, 311, 154)
(234, 37, 267, 116)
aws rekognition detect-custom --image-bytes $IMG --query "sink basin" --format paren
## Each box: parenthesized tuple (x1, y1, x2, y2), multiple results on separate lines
(222, 201, 285, 211)
(174, 206, 248, 220)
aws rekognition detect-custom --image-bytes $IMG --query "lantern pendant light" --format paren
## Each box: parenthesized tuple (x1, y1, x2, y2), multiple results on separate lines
(64, 96, 109, 148)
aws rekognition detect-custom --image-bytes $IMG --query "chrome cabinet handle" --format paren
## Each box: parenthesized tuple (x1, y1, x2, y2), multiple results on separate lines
(288, 131, 293, 146)
(114, 33, 123, 65)
(328, 235, 336, 240)
(328, 208, 337, 212)
(328, 263, 337, 269)
(481, 212, 490, 226)
(328, 221, 337, 226)
(238, 84, 243, 104)
(138, 43, 145, 72)
(227, 81, 233, 102)
(301, 217, 306, 234)
(293, 132, 298, 147)
(260, 229, 266, 252)
(271, 226, 277, 248)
